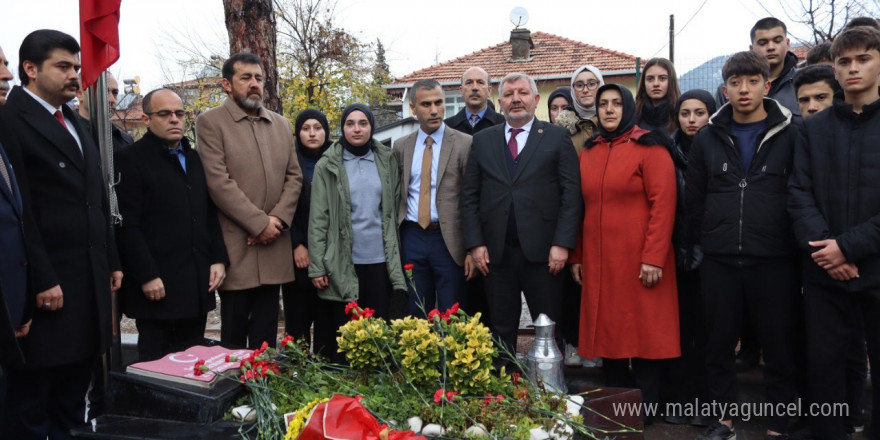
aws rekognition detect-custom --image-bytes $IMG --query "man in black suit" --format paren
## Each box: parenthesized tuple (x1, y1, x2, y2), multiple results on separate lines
(461, 72, 582, 358)
(115, 88, 228, 362)
(444, 67, 506, 135)
(0, 30, 122, 439)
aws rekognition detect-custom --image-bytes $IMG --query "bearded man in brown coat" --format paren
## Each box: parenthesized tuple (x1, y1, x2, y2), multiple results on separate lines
(197, 53, 302, 349)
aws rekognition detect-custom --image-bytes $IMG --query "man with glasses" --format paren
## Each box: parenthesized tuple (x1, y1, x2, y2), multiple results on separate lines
(114, 88, 229, 362)
(196, 53, 302, 349)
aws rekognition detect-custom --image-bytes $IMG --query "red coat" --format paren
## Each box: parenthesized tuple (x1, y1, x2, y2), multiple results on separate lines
(571, 126, 680, 359)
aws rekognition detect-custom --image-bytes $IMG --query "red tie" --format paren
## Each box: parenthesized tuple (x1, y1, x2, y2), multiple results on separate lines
(508, 128, 524, 159)
(54, 110, 68, 129)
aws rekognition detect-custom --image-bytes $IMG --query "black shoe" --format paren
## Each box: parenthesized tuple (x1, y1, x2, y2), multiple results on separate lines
(764, 434, 788, 440)
(691, 415, 716, 427)
(735, 350, 760, 372)
(695, 421, 736, 440)
(664, 415, 688, 425)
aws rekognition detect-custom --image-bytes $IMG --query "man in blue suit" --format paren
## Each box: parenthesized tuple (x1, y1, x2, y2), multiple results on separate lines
(0, 42, 31, 427)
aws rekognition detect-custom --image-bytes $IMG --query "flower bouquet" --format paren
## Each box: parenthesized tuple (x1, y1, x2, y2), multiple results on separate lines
(223, 269, 638, 439)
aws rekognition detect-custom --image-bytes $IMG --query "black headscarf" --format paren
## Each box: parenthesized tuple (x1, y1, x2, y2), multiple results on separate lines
(596, 84, 637, 140)
(340, 104, 375, 156)
(294, 109, 331, 158)
(674, 89, 717, 129)
(673, 90, 717, 152)
(547, 86, 573, 116)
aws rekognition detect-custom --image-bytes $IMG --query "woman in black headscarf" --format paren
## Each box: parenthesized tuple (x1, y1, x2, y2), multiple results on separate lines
(282, 109, 332, 356)
(663, 89, 717, 425)
(570, 84, 680, 419)
(308, 104, 404, 360)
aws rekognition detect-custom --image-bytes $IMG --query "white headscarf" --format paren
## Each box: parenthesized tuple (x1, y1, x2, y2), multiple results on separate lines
(570, 65, 605, 120)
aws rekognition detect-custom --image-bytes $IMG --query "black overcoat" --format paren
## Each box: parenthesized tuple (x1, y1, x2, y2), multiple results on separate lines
(0, 86, 120, 367)
(114, 130, 228, 319)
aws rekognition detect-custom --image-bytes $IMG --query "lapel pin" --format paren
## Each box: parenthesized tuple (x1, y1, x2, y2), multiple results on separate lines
(538, 129, 543, 134)
(58, 162, 66, 168)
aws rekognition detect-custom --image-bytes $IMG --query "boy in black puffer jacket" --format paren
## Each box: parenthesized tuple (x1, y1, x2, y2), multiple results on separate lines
(687, 51, 800, 440)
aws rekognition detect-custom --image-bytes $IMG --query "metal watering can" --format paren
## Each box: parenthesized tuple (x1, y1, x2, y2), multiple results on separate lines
(524, 314, 567, 393)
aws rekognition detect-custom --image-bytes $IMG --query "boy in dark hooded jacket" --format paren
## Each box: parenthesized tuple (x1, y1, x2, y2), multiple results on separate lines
(788, 26, 880, 440)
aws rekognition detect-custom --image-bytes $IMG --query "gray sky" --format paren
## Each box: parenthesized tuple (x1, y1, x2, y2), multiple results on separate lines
(2, 0, 818, 92)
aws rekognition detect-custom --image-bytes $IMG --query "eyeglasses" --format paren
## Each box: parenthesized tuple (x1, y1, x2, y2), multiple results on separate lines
(573, 81, 600, 91)
(147, 110, 186, 118)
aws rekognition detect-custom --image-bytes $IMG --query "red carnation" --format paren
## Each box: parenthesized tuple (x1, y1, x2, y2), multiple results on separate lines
(447, 302, 459, 316)
(433, 389, 444, 403)
(427, 309, 441, 322)
(345, 301, 359, 315)
(404, 263, 414, 272)
(360, 307, 375, 318)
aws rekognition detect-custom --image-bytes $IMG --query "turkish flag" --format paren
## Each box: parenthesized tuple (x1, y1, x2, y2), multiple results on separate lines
(79, 0, 121, 89)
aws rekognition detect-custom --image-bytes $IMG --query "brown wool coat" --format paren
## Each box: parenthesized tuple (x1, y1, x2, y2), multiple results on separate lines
(196, 98, 303, 290)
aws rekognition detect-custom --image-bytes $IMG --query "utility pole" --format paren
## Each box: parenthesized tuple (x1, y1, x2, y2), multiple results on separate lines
(669, 14, 675, 63)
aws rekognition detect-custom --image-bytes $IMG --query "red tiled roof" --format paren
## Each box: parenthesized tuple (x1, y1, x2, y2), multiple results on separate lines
(112, 95, 144, 121)
(165, 77, 222, 88)
(792, 45, 809, 60)
(391, 31, 644, 86)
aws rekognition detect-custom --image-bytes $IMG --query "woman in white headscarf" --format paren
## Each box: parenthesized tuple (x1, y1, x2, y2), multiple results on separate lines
(553, 65, 605, 153)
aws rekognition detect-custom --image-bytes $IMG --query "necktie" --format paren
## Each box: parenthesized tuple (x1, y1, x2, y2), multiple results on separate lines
(0, 152, 12, 194)
(54, 110, 68, 129)
(508, 128, 524, 159)
(171, 148, 187, 174)
(417, 136, 434, 228)
(469, 113, 479, 127)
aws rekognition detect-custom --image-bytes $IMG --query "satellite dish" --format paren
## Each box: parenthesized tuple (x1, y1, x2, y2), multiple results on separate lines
(509, 7, 529, 28)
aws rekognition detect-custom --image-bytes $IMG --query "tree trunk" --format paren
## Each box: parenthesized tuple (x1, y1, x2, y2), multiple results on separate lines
(222, 0, 281, 113)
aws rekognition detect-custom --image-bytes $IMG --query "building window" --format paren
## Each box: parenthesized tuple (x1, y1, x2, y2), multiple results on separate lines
(445, 93, 465, 116)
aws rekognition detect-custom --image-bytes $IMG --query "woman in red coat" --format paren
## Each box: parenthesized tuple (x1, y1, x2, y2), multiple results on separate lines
(570, 84, 680, 414)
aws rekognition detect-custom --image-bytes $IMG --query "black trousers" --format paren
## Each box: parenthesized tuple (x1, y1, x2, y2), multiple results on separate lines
(804, 282, 879, 440)
(281, 267, 336, 359)
(604, 357, 663, 413)
(702, 258, 799, 432)
(219, 284, 280, 349)
(135, 316, 208, 362)
(484, 241, 563, 361)
(663, 268, 709, 410)
(321, 263, 392, 364)
(2, 357, 97, 440)
(560, 264, 581, 347)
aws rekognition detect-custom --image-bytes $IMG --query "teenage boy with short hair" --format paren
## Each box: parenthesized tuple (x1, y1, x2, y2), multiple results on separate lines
(788, 26, 880, 440)
(793, 64, 840, 117)
(687, 51, 800, 440)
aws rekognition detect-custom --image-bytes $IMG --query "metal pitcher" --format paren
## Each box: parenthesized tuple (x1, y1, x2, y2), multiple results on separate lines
(524, 314, 567, 393)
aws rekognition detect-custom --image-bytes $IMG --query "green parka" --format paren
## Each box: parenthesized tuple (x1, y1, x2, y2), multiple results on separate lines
(307, 139, 406, 302)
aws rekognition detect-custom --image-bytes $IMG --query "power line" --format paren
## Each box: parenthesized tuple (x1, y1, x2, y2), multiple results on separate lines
(650, 0, 712, 58)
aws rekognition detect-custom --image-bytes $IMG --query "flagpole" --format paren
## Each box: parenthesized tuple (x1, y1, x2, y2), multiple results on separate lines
(87, 71, 124, 381)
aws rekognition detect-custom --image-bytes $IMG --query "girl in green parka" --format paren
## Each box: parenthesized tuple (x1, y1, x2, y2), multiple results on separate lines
(308, 104, 405, 360)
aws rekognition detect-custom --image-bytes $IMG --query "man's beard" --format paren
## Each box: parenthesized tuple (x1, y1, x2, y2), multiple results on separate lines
(235, 92, 263, 112)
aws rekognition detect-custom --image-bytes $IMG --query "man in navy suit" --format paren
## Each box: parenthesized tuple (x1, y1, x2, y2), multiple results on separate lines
(461, 72, 582, 358)
(0, 30, 122, 439)
(0, 44, 30, 367)
(0, 45, 31, 428)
